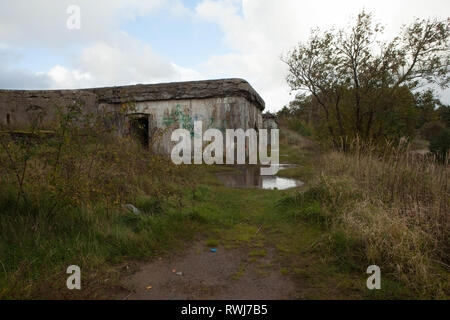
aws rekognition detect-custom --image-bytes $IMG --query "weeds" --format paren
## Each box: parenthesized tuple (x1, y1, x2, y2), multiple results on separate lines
(281, 139, 450, 297)
(0, 103, 201, 299)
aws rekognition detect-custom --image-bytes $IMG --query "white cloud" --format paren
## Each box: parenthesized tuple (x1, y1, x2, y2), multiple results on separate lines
(76, 38, 174, 85)
(0, 0, 449, 110)
(46, 65, 92, 89)
(170, 63, 202, 81)
(168, 0, 193, 18)
(194, 0, 450, 111)
(0, 1, 197, 90)
(0, 0, 166, 47)
(44, 35, 201, 89)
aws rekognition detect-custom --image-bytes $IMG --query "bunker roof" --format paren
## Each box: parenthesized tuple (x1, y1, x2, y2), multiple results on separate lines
(0, 78, 265, 111)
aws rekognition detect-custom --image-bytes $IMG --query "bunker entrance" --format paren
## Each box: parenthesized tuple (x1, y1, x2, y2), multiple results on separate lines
(129, 114, 150, 148)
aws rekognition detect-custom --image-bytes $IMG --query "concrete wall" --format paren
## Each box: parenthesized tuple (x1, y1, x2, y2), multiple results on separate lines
(0, 79, 265, 155)
(262, 115, 278, 130)
(117, 96, 262, 154)
(0, 89, 98, 128)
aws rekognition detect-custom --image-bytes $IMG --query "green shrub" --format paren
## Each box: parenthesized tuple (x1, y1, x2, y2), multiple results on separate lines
(0, 103, 200, 298)
(429, 128, 450, 163)
(135, 195, 163, 214)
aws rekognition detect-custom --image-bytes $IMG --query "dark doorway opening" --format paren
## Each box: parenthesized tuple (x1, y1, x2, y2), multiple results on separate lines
(6, 113, 10, 125)
(129, 114, 149, 148)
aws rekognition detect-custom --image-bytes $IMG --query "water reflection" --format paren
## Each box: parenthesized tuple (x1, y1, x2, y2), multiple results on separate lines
(216, 164, 304, 190)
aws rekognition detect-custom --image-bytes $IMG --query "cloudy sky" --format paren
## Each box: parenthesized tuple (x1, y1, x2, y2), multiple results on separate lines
(0, 0, 449, 112)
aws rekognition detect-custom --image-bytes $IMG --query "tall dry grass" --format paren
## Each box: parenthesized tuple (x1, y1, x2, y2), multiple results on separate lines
(0, 103, 200, 298)
(284, 137, 449, 297)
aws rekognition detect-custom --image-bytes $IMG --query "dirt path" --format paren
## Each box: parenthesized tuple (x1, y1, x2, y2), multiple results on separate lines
(115, 241, 297, 300)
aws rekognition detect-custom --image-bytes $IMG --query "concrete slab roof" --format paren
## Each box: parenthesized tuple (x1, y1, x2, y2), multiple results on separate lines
(0, 78, 265, 111)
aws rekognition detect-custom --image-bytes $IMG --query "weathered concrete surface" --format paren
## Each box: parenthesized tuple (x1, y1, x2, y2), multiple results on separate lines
(262, 113, 278, 130)
(0, 78, 264, 127)
(92, 78, 265, 110)
(0, 89, 99, 128)
(0, 78, 265, 154)
(125, 96, 263, 154)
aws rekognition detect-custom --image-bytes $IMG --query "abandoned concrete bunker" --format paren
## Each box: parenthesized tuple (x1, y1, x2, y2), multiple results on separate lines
(0, 78, 266, 154)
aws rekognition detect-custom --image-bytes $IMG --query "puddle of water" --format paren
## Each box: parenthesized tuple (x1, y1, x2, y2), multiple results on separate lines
(261, 176, 303, 190)
(216, 164, 304, 190)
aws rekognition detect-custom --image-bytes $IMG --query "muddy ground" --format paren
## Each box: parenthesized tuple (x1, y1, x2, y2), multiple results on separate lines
(115, 241, 298, 300)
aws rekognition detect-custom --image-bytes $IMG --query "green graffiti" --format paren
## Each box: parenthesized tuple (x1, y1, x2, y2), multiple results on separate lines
(173, 105, 193, 136)
(162, 116, 175, 127)
(162, 105, 193, 136)
(162, 105, 217, 138)
(208, 117, 214, 128)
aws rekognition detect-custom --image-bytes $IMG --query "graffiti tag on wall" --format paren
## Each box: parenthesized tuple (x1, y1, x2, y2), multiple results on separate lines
(162, 104, 219, 137)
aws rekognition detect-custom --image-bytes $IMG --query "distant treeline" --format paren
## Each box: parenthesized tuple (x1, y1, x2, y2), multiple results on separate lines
(281, 11, 450, 159)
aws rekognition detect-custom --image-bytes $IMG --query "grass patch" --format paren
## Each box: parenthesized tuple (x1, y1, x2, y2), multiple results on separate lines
(249, 249, 267, 258)
(231, 262, 246, 281)
(2, 107, 444, 300)
(279, 139, 450, 298)
(205, 239, 219, 247)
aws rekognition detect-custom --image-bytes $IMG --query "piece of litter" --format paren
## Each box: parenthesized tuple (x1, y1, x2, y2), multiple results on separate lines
(210, 248, 217, 253)
(172, 269, 176, 273)
(176, 272, 183, 276)
(122, 204, 141, 215)
(146, 285, 152, 290)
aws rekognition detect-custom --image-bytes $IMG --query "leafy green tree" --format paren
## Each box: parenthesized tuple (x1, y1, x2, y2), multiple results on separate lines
(437, 104, 450, 127)
(415, 90, 440, 129)
(430, 128, 450, 163)
(420, 120, 446, 140)
(283, 11, 450, 147)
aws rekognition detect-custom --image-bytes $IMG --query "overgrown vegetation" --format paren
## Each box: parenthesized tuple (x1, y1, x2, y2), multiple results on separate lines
(0, 101, 448, 299)
(1, 11, 449, 300)
(282, 11, 450, 149)
(277, 135, 449, 298)
(0, 103, 203, 299)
